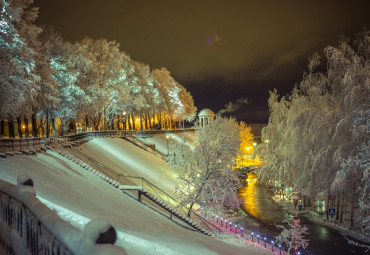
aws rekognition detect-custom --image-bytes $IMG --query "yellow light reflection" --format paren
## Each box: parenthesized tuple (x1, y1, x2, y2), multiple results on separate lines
(239, 172, 259, 218)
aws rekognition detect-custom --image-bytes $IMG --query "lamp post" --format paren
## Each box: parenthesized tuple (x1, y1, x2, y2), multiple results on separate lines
(251, 232, 254, 242)
(257, 234, 260, 244)
(166, 135, 169, 156)
(264, 237, 266, 247)
(271, 241, 274, 252)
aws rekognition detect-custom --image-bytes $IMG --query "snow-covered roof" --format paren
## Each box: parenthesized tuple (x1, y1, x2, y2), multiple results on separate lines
(198, 108, 215, 117)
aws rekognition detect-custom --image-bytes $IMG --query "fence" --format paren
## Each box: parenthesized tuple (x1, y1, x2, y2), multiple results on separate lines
(0, 179, 126, 255)
(62, 129, 194, 142)
(0, 180, 73, 255)
(0, 137, 63, 154)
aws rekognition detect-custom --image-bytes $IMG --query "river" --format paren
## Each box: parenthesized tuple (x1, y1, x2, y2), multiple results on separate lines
(235, 173, 367, 255)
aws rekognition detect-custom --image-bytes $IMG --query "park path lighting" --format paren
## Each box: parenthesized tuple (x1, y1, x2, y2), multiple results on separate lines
(234, 225, 237, 233)
(279, 244, 282, 255)
(225, 220, 228, 229)
(264, 237, 266, 247)
(251, 232, 254, 242)
(166, 135, 169, 156)
(257, 234, 260, 244)
(271, 240, 274, 252)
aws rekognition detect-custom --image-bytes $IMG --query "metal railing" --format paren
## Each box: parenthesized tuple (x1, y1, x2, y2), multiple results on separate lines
(0, 137, 63, 153)
(68, 146, 223, 237)
(62, 129, 194, 142)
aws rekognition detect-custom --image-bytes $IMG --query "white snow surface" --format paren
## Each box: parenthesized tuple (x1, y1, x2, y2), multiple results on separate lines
(77, 137, 178, 193)
(0, 150, 265, 255)
(137, 132, 196, 155)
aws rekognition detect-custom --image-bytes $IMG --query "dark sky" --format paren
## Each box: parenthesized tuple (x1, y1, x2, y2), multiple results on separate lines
(33, 0, 370, 123)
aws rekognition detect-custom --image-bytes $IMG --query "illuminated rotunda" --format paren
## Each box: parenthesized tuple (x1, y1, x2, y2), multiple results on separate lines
(198, 108, 215, 127)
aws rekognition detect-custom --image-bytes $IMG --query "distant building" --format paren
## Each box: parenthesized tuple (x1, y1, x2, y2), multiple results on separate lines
(198, 108, 215, 127)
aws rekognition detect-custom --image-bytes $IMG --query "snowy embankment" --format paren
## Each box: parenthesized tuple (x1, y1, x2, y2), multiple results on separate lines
(0, 150, 267, 254)
(73, 134, 194, 195)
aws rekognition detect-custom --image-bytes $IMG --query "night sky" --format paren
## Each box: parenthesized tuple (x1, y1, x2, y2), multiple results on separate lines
(33, 0, 370, 123)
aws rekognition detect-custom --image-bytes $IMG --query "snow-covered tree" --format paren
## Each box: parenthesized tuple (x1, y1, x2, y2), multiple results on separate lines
(259, 30, 369, 238)
(168, 116, 241, 215)
(275, 219, 309, 255)
(0, 0, 39, 123)
(76, 37, 123, 131)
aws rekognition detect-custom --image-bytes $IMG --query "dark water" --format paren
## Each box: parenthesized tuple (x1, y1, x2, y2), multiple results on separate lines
(236, 173, 367, 255)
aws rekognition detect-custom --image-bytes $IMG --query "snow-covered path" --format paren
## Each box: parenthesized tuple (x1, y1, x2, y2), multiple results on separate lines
(0, 150, 266, 254)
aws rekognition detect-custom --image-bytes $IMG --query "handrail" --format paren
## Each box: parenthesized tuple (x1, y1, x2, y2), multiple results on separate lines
(68, 146, 223, 236)
(62, 129, 194, 142)
(0, 179, 126, 255)
(0, 137, 52, 153)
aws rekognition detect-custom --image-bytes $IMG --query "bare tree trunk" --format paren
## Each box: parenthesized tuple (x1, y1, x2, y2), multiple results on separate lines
(140, 114, 143, 131)
(17, 116, 22, 139)
(32, 114, 37, 137)
(350, 185, 355, 228)
(117, 114, 120, 130)
(326, 194, 330, 220)
(0, 120, 4, 137)
(158, 113, 162, 129)
(144, 113, 148, 131)
(148, 113, 153, 129)
(85, 115, 89, 131)
(51, 117, 57, 137)
(8, 116, 14, 138)
(46, 109, 49, 138)
(61, 122, 65, 136)
(128, 114, 132, 130)
(340, 192, 344, 223)
(39, 118, 45, 137)
(24, 118, 29, 138)
(336, 193, 340, 221)
(131, 114, 136, 131)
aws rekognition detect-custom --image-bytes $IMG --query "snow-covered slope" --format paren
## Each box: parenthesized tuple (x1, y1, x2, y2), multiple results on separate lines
(0, 151, 264, 254)
(73, 137, 178, 193)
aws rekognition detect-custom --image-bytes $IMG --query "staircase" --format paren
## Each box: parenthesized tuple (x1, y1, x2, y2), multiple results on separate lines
(64, 146, 223, 238)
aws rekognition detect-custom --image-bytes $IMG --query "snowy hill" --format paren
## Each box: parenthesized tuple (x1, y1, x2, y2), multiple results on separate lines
(0, 138, 266, 254)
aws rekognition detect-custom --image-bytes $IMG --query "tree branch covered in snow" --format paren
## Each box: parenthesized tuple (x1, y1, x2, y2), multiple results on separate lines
(168, 116, 241, 215)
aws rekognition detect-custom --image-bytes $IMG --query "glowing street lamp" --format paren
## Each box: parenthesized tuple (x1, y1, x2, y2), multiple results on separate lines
(264, 237, 267, 247)
(251, 232, 254, 242)
(271, 240, 274, 252)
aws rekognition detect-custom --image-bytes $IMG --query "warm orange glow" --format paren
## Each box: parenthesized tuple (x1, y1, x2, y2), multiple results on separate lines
(239, 172, 258, 218)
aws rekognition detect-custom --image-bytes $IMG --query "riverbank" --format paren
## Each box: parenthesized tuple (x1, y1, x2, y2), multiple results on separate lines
(272, 195, 370, 247)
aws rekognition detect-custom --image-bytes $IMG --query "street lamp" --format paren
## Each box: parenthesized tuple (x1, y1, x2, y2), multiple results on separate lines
(271, 240, 274, 252)
(166, 135, 169, 156)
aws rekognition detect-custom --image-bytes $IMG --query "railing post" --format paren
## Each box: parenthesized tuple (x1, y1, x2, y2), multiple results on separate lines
(138, 190, 142, 202)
